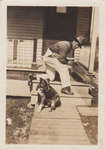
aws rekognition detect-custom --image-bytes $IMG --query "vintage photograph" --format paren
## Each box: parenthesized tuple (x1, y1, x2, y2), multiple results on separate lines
(6, 6, 98, 145)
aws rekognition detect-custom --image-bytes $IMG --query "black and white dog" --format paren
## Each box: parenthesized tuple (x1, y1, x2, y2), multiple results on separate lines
(36, 78, 61, 112)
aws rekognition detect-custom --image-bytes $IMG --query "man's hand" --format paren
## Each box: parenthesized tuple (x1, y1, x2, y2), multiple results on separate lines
(52, 53, 60, 58)
(66, 57, 74, 61)
(66, 57, 74, 65)
(67, 61, 74, 66)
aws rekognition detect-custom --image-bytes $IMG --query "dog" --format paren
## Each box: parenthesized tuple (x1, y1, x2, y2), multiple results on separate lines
(36, 78, 61, 112)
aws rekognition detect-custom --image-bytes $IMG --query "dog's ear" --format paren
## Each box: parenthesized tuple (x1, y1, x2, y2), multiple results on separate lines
(46, 78, 50, 84)
(40, 77, 44, 82)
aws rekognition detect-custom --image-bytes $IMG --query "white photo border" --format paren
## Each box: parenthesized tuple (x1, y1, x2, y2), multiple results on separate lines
(0, 0, 105, 150)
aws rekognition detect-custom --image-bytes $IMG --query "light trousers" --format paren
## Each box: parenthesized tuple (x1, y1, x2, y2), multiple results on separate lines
(43, 55, 71, 88)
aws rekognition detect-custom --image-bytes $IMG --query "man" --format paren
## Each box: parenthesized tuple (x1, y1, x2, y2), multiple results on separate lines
(42, 35, 87, 95)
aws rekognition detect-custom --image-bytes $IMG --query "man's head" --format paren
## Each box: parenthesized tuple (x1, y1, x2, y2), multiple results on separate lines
(72, 35, 88, 50)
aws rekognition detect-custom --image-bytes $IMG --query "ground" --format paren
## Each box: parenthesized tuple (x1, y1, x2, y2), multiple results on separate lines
(80, 115, 98, 144)
(6, 97, 98, 144)
(6, 97, 34, 144)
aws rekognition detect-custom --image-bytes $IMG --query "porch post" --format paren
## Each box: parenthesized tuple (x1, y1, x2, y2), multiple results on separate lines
(36, 39, 43, 63)
(89, 7, 99, 73)
(0, 1, 7, 144)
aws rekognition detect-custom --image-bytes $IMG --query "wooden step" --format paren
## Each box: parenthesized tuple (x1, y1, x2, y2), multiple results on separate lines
(32, 79, 89, 87)
(32, 85, 90, 98)
(32, 81, 91, 99)
(7, 79, 92, 106)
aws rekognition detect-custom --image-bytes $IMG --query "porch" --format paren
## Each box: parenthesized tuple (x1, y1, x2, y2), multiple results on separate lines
(7, 6, 93, 73)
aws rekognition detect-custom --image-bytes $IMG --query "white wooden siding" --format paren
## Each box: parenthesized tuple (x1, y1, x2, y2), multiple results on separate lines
(7, 7, 45, 39)
(76, 8, 91, 36)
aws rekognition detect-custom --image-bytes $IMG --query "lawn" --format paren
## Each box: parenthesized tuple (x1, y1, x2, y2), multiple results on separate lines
(6, 97, 34, 144)
(80, 115, 98, 144)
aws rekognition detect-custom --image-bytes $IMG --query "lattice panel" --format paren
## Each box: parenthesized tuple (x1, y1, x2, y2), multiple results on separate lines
(7, 39, 34, 68)
(36, 39, 43, 62)
(7, 39, 14, 64)
(17, 40, 34, 65)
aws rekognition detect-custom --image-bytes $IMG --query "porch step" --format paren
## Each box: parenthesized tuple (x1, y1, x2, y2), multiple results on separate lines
(7, 79, 92, 106)
(7, 79, 90, 98)
(32, 79, 89, 87)
(32, 80, 91, 99)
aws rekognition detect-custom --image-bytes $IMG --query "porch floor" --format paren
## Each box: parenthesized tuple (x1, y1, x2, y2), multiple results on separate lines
(7, 79, 92, 145)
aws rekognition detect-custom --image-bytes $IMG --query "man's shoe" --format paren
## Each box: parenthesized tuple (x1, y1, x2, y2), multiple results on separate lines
(61, 86, 74, 95)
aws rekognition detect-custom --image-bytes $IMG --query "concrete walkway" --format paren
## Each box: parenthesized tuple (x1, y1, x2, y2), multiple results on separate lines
(28, 98, 90, 145)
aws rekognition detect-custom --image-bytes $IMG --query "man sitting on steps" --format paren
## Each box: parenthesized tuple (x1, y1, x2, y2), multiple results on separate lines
(38, 35, 87, 95)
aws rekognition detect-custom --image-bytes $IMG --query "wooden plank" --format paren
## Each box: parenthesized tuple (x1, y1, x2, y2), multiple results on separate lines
(29, 134, 89, 141)
(29, 131, 90, 145)
(34, 112, 80, 119)
(29, 98, 90, 145)
(32, 80, 89, 87)
(29, 138, 90, 145)
(31, 123, 85, 129)
(29, 129, 87, 136)
(77, 106, 98, 116)
(29, 119, 90, 144)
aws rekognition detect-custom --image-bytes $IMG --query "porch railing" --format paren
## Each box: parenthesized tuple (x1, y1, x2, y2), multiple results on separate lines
(7, 38, 81, 69)
(7, 39, 34, 68)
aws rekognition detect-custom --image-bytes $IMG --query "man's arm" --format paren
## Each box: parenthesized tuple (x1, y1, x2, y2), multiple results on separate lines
(66, 57, 74, 61)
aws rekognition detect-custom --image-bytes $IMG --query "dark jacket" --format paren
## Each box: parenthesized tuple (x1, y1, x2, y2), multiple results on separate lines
(49, 41, 72, 64)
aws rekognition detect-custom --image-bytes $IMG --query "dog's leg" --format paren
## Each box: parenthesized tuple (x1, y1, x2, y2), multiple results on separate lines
(49, 96, 61, 112)
(27, 95, 36, 108)
(50, 100, 56, 112)
(37, 92, 46, 112)
(55, 96, 61, 107)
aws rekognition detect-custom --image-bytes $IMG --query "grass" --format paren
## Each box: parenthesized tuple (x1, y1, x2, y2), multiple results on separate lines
(80, 115, 98, 144)
(6, 97, 34, 144)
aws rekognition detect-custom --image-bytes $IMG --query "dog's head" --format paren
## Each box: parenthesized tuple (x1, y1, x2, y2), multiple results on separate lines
(36, 78, 50, 92)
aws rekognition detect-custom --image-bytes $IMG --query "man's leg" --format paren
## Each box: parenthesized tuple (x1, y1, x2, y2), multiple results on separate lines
(44, 57, 71, 88)
(42, 56, 56, 81)
(46, 64, 56, 81)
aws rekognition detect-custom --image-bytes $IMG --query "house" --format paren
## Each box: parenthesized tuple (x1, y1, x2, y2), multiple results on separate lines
(7, 6, 99, 77)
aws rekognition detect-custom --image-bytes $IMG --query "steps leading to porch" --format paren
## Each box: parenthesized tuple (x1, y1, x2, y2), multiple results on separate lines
(7, 79, 92, 106)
